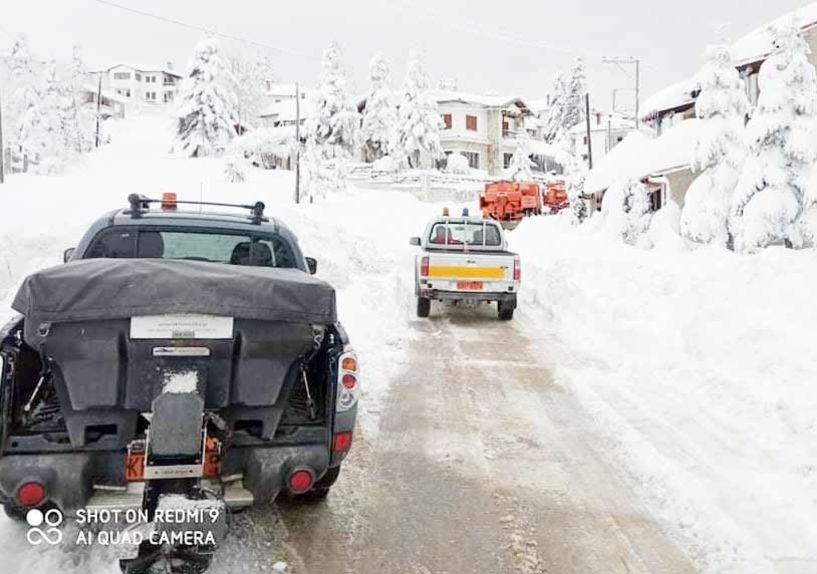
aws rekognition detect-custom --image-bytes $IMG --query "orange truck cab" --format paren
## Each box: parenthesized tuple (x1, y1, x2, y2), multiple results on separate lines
(480, 182, 542, 223)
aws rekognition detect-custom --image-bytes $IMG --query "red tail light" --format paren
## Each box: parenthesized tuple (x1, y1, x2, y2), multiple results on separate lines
(161, 192, 178, 211)
(513, 257, 521, 281)
(333, 431, 353, 453)
(16, 482, 46, 507)
(288, 468, 315, 494)
(420, 256, 430, 277)
(341, 374, 357, 389)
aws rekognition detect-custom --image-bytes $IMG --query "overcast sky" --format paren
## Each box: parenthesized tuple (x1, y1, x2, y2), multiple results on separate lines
(1, 0, 812, 113)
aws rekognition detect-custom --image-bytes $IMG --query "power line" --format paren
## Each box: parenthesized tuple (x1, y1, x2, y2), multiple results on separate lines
(91, 0, 320, 61)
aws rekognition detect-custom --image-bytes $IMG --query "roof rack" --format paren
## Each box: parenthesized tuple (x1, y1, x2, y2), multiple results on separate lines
(126, 194, 268, 224)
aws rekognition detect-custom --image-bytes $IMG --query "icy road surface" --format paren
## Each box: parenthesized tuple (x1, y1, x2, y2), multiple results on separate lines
(212, 306, 695, 574)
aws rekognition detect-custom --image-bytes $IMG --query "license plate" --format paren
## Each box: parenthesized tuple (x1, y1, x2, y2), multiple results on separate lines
(457, 281, 484, 291)
(130, 315, 234, 340)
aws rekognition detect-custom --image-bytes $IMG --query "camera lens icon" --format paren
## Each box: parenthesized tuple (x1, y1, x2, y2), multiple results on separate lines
(26, 508, 63, 545)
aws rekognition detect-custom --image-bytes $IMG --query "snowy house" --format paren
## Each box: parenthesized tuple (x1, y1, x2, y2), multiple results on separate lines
(92, 63, 182, 105)
(568, 110, 635, 165)
(259, 85, 313, 129)
(433, 90, 535, 176)
(584, 120, 702, 211)
(641, 2, 817, 134)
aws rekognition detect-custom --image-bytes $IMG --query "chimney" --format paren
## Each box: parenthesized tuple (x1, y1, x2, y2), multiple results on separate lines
(167, 61, 173, 71)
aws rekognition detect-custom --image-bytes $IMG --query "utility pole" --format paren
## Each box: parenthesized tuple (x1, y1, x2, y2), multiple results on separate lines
(603, 57, 641, 129)
(295, 82, 301, 204)
(0, 82, 5, 184)
(585, 93, 593, 170)
(95, 76, 102, 148)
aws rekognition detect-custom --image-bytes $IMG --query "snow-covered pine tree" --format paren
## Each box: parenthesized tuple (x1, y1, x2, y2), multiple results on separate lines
(62, 45, 96, 153)
(394, 52, 444, 169)
(602, 177, 653, 245)
(505, 129, 535, 182)
(731, 19, 817, 252)
(174, 36, 240, 158)
(543, 73, 567, 144)
(309, 42, 360, 158)
(564, 154, 589, 224)
(4, 37, 40, 154)
(362, 52, 397, 162)
(562, 59, 587, 133)
(17, 62, 65, 172)
(228, 47, 275, 132)
(680, 44, 750, 247)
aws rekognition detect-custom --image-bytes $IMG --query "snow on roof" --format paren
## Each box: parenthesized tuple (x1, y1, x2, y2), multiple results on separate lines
(731, 1, 817, 66)
(267, 82, 302, 97)
(641, 2, 817, 118)
(526, 97, 551, 114)
(98, 63, 182, 77)
(640, 79, 699, 120)
(584, 120, 701, 193)
(433, 89, 530, 111)
(568, 111, 635, 134)
(258, 98, 315, 121)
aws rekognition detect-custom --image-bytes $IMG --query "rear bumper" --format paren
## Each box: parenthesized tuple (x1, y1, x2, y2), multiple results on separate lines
(0, 442, 333, 513)
(420, 289, 518, 305)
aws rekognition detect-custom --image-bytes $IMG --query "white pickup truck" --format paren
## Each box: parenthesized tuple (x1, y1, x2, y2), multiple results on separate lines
(410, 209, 521, 320)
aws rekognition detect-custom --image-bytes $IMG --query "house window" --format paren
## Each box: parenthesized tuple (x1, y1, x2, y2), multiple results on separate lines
(113, 72, 131, 80)
(463, 151, 480, 169)
(125, 89, 131, 97)
(502, 121, 509, 136)
(135, 73, 142, 81)
(466, 115, 478, 131)
(504, 153, 513, 169)
(442, 114, 452, 129)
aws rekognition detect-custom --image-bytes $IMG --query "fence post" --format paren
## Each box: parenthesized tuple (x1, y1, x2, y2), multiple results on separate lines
(23, 154, 29, 173)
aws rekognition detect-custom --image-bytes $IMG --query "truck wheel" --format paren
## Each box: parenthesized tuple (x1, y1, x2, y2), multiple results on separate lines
(298, 466, 342, 502)
(417, 297, 431, 318)
(497, 302, 515, 321)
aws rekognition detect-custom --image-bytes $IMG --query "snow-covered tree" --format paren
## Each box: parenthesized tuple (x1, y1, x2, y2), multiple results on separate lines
(309, 42, 360, 158)
(680, 44, 750, 247)
(543, 60, 586, 145)
(62, 45, 96, 153)
(395, 52, 444, 169)
(505, 130, 535, 182)
(361, 52, 397, 162)
(228, 48, 275, 131)
(564, 154, 589, 224)
(731, 20, 817, 252)
(602, 178, 654, 245)
(173, 36, 239, 158)
(3, 37, 40, 153)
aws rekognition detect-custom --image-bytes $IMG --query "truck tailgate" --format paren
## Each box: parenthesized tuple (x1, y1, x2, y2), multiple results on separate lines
(426, 252, 515, 291)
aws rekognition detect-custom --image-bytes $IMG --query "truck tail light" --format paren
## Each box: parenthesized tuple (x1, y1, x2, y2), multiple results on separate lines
(513, 257, 521, 281)
(16, 482, 46, 507)
(336, 350, 359, 412)
(420, 256, 430, 277)
(288, 468, 315, 494)
(333, 431, 353, 453)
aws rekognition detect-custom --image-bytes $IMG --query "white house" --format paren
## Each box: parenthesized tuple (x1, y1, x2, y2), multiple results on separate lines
(568, 110, 635, 166)
(259, 84, 312, 129)
(434, 90, 533, 176)
(92, 63, 182, 105)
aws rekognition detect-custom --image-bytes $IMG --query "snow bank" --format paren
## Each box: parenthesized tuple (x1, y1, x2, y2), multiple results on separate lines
(510, 216, 817, 573)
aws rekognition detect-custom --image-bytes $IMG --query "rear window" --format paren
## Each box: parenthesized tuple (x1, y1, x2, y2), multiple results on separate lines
(85, 227, 298, 268)
(428, 222, 502, 247)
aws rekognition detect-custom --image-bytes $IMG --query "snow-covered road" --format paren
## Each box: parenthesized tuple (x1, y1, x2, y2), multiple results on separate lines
(2, 113, 816, 574)
(260, 305, 696, 574)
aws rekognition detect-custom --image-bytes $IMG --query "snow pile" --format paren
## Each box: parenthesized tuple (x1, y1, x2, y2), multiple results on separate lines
(445, 152, 470, 175)
(163, 371, 199, 394)
(511, 216, 817, 573)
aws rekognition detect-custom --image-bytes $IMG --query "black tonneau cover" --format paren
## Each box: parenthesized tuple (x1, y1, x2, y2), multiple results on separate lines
(13, 258, 336, 341)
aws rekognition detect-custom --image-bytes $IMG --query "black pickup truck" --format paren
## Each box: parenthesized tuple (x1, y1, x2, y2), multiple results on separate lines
(0, 195, 359, 573)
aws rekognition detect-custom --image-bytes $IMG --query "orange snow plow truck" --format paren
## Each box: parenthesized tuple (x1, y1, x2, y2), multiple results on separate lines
(480, 182, 541, 224)
(543, 181, 569, 214)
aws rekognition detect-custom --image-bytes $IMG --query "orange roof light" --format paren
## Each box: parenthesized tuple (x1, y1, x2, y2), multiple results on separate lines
(161, 192, 178, 211)
(442, 207, 450, 217)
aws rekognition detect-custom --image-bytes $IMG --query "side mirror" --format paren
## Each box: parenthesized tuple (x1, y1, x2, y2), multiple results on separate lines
(305, 257, 318, 275)
(409, 237, 421, 246)
(63, 248, 76, 263)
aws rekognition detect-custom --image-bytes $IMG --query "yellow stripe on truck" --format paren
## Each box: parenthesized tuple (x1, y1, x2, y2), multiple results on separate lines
(428, 266, 505, 279)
